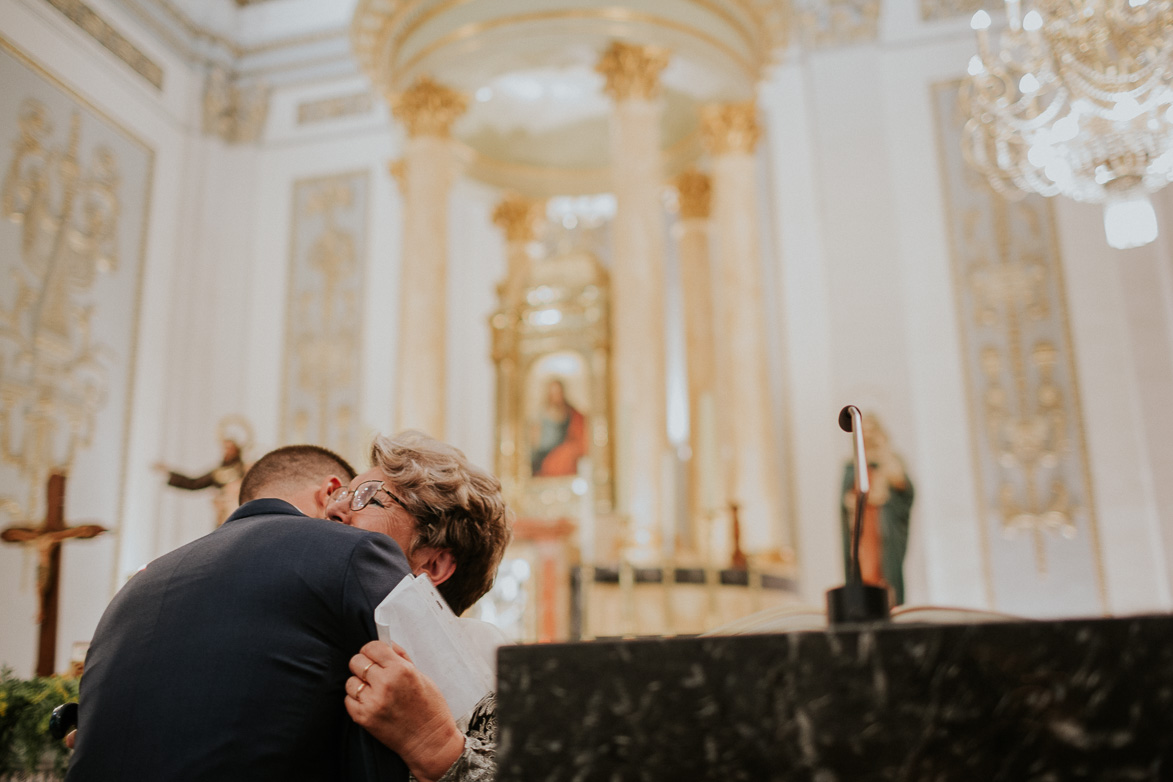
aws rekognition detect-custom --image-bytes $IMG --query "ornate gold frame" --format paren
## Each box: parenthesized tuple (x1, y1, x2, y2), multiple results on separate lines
(491, 249, 613, 521)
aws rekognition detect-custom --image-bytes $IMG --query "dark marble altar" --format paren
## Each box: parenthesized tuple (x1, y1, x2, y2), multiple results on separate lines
(496, 614, 1172, 781)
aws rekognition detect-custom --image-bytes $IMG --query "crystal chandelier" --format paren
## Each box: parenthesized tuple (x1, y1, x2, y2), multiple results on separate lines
(959, 0, 1173, 249)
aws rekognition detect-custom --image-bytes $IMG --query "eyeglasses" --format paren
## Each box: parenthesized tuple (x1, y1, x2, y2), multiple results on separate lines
(329, 480, 411, 514)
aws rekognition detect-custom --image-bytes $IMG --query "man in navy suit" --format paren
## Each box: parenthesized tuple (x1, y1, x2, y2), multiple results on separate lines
(67, 444, 413, 782)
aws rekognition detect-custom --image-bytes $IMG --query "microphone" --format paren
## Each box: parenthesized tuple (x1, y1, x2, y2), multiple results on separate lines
(826, 405, 890, 625)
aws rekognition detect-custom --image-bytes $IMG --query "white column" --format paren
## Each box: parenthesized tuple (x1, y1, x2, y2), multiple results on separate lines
(597, 42, 672, 561)
(702, 101, 786, 555)
(672, 170, 725, 559)
(389, 77, 467, 438)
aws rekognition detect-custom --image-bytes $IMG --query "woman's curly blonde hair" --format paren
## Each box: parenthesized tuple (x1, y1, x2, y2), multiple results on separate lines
(370, 431, 512, 615)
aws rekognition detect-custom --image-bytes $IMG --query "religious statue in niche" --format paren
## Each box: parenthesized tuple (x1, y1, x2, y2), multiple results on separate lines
(154, 416, 253, 526)
(840, 414, 914, 605)
(530, 377, 588, 478)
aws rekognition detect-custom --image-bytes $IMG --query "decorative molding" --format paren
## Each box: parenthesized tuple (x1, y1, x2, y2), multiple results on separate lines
(43, 0, 164, 89)
(390, 76, 467, 138)
(920, 0, 1001, 22)
(933, 80, 1105, 613)
(700, 102, 761, 156)
(596, 41, 671, 102)
(281, 172, 369, 466)
(795, 0, 881, 48)
(296, 91, 374, 126)
(674, 169, 712, 220)
(202, 65, 269, 143)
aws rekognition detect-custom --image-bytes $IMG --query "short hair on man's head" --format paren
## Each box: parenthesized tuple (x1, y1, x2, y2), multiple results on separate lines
(239, 445, 357, 505)
(370, 431, 512, 615)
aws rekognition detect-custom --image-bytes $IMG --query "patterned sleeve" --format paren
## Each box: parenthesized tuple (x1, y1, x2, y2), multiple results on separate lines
(421, 693, 497, 782)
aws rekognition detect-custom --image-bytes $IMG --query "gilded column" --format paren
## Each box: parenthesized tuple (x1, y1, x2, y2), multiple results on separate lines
(389, 77, 467, 438)
(490, 193, 544, 493)
(597, 42, 672, 561)
(672, 170, 725, 558)
(701, 101, 785, 555)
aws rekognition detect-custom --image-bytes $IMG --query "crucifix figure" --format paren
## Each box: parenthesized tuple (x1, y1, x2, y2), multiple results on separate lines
(1, 471, 106, 676)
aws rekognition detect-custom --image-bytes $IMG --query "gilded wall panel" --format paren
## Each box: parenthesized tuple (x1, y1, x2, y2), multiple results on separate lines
(280, 172, 369, 466)
(933, 81, 1104, 615)
(0, 39, 153, 537)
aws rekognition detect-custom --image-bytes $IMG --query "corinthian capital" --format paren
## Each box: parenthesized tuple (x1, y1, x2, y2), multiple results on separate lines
(492, 193, 544, 243)
(674, 170, 712, 220)
(596, 41, 670, 101)
(390, 76, 467, 138)
(700, 102, 761, 155)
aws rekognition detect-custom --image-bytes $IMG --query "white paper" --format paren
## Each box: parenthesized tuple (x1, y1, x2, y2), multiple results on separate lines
(374, 574, 496, 727)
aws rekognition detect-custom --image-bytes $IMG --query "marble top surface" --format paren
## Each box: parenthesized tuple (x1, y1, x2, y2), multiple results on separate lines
(496, 614, 1172, 781)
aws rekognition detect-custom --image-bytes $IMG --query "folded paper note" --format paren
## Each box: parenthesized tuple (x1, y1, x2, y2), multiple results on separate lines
(374, 574, 496, 726)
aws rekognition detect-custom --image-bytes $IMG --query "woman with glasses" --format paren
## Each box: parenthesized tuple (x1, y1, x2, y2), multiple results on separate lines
(330, 431, 511, 782)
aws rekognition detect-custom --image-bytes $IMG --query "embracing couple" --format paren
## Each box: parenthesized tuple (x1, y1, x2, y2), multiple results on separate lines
(67, 430, 510, 782)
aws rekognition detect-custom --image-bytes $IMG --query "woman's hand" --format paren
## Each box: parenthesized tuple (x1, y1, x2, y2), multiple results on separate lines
(346, 640, 465, 782)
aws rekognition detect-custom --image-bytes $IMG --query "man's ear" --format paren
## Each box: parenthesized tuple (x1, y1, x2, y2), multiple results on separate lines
(412, 548, 456, 586)
(313, 475, 344, 516)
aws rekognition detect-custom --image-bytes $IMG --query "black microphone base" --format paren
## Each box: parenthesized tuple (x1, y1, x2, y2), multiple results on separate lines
(826, 583, 890, 625)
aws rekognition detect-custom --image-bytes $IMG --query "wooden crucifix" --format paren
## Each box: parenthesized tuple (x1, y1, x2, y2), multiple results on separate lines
(1, 471, 106, 676)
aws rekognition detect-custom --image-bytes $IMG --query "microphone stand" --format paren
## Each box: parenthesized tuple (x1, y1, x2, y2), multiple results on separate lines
(826, 405, 891, 625)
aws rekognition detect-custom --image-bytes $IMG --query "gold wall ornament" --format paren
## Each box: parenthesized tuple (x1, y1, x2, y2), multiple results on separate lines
(280, 172, 369, 465)
(389, 76, 468, 138)
(203, 65, 270, 144)
(0, 100, 120, 520)
(700, 102, 761, 156)
(795, 0, 881, 48)
(674, 169, 712, 220)
(973, 200, 1078, 574)
(595, 41, 671, 102)
(935, 80, 1105, 612)
(492, 193, 543, 243)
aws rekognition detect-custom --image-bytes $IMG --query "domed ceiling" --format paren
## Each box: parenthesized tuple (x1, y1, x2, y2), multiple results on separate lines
(353, 0, 791, 195)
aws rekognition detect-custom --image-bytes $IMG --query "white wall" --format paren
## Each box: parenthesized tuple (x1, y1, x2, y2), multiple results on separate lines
(762, 3, 1173, 614)
(2, 0, 201, 672)
(1, 0, 516, 673)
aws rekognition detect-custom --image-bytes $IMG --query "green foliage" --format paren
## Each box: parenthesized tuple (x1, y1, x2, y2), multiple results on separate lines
(0, 668, 78, 777)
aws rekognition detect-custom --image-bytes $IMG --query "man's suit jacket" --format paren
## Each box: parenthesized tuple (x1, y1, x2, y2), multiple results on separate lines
(67, 499, 412, 781)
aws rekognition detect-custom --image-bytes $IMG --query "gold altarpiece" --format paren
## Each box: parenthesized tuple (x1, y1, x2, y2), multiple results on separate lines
(353, 0, 800, 640)
(491, 250, 614, 524)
